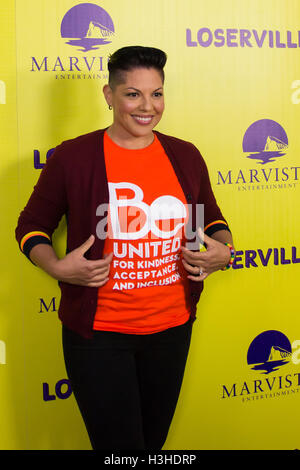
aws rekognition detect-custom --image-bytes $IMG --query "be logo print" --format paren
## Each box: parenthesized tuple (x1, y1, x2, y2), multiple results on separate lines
(61, 3, 115, 52)
(106, 182, 187, 240)
(95, 182, 203, 291)
(243, 119, 288, 165)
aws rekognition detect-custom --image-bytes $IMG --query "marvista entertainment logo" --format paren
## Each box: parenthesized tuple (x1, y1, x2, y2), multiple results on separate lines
(248, 330, 294, 374)
(221, 330, 300, 403)
(242, 119, 288, 165)
(31, 3, 115, 79)
(61, 3, 115, 52)
(217, 119, 299, 191)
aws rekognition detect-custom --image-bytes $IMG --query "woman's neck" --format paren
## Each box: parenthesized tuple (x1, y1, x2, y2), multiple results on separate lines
(106, 125, 155, 150)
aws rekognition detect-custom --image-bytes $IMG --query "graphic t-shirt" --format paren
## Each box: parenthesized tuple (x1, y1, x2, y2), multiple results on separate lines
(93, 131, 191, 334)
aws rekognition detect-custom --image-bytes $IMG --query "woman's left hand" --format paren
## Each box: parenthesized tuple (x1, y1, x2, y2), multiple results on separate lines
(181, 229, 232, 281)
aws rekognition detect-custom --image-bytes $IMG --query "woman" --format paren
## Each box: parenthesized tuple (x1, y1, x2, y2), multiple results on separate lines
(16, 46, 234, 450)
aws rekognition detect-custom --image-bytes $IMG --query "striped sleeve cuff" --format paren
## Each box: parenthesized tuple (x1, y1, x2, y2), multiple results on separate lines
(20, 231, 52, 260)
(204, 220, 231, 237)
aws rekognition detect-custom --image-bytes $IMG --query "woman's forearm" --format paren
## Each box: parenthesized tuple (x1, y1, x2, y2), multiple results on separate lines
(29, 236, 113, 287)
(29, 244, 61, 279)
(210, 229, 234, 249)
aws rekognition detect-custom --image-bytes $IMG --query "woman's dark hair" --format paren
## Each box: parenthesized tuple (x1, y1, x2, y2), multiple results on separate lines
(108, 46, 167, 89)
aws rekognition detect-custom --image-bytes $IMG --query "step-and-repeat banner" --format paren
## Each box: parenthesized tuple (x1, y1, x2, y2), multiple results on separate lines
(1, 0, 300, 450)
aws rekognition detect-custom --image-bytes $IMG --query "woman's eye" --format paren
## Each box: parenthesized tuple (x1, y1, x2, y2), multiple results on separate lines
(126, 92, 138, 97)
(153, 92, 163, 97)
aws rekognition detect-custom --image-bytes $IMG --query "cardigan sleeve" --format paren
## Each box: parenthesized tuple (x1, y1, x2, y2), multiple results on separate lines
(153, 131, 231, 238)
(198, 154, 231, 237)
(15, 145, 68, 261)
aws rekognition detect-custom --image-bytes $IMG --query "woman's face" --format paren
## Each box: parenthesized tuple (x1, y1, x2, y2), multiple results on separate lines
(103, 67, 165, 146)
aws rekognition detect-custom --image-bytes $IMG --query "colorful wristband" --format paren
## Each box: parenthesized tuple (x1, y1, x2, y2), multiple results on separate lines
(221, 243, 235, 270)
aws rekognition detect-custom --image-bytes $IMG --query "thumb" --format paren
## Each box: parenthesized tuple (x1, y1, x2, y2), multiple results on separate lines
(103, 252, 114, 261)
(197, 227, 213, 249)
(77, 234, 95, 255)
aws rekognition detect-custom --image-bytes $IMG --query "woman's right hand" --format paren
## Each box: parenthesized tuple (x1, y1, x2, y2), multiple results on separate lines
(30, 235, 113, 287)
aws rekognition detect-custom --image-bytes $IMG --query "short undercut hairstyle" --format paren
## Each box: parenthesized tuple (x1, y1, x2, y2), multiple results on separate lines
(108, 46, 167, 89)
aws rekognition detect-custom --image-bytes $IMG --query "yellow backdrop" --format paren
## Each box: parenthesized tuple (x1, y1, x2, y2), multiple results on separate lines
(1, 0, 300, 449)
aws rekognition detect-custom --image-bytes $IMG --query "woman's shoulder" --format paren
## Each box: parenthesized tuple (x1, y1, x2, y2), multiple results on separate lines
(154, 130, 204, 161)
(56, 128, 105, 153)
(48, 128, 106, 170)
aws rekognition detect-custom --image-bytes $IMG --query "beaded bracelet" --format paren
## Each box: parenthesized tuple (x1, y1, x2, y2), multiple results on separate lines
(221, 243, 235, 270)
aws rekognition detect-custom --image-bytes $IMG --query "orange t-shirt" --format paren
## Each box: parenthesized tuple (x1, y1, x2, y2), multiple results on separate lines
(93, 132, 191, 334)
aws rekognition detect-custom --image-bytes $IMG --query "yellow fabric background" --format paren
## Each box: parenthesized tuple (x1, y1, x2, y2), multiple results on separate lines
(0, 0, 299, 449)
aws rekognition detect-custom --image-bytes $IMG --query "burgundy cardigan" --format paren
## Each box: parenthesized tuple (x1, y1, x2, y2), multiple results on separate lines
(15, 128, 230, 338)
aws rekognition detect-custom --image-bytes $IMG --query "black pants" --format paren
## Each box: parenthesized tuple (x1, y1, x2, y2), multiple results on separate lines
(62, 319, 192, 450)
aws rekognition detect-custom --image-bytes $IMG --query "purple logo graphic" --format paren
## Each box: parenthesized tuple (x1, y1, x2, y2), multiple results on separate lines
(247, 330, 292, 374)
(61, 3, 115, 52)
(243, 119, 288, 164)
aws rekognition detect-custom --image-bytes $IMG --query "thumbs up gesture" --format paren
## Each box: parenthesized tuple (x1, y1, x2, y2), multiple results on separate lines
(53, 235, 113, 287)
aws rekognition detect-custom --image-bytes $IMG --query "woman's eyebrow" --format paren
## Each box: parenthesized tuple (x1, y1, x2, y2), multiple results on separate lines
(125, 86, 163, 92)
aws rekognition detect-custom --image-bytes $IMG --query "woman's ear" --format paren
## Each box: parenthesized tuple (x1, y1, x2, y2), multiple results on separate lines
(103, 84, 113, 107)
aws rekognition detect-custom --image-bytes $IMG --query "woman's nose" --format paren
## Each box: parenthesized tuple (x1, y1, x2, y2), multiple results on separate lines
(139, 96, 153, 111)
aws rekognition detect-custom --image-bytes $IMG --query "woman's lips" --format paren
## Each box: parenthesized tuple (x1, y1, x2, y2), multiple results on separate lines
(131, 115, 153, 125)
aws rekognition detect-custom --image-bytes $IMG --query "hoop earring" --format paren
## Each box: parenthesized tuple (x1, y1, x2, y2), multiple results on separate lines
(108, 105, 112, 110)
